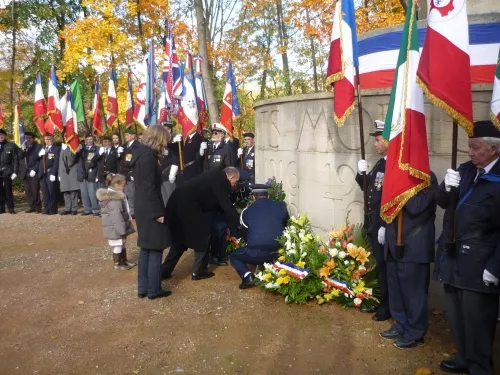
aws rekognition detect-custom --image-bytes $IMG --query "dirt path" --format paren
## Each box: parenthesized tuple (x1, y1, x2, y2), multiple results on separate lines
(0, 213, 498, 375)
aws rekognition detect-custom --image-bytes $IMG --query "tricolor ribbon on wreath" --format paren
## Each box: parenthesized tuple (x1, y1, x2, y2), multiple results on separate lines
(323, 277, 355, 296)
(273, 261, 310, 280)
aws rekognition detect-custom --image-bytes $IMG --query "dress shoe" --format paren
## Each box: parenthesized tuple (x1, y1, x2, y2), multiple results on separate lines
(80, 212, 92, 216)
(60, 211, 71, 216)
(138, 293, 147, 299)
(239, 273, 256, 289)
(360, 305, 377, 313)
(209, 257, 228, 266)
(393, 338, 424, 349)
(440, 360, 469, 374)
(372, 312, 391, 321)
(8, 209, 16, 214)
(71, 211, 78, 215)
(25, 209, 35, 213)
(148, 290, 172, 300)
(379, 327, 402, 340)
(192, 271, 215, 280)
(161, 273, 172, 280)
(93, 213, 101, 217)
(41, 211, 48, 215)
(35, 210, 42, 214)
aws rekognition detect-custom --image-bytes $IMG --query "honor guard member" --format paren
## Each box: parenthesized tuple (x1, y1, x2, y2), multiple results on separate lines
(237, 132, 256, 184)
(38, 133, 60, 215)
(355, 120, 390, 321)
(58, 142, 80, 215)
(206, 123, 233, 172)
(225, 133, 239, 167)
(0, 129, 20, 214)
(20, 131, 43, 213)
(173, 125, 205, 184)
(123, 128, 141, 218)
(229, 184, 289, 289)
(378, 169, 438, 349)
(111, 133, 124, 173)
(159, 121, 179, 205)
(77, 134, 102, 216)
(97, 136, 120, 188)
(436, 120, 500, 375)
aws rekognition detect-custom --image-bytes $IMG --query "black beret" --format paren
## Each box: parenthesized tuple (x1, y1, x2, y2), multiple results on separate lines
(125, 128, 136, 135)
(243, 132, 255, 138)
(0, 129, 7, 135)
(470, 120, 500, 139)
(24, 131, 36, 138)
(103, 136, 112, 141)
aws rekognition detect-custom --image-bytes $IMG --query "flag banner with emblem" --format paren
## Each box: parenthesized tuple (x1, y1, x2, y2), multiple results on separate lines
(194, 55, 208, 133)
(0, 105, 3, 128)
(172, 40, 183, 100)
(92, 78, 105, 135)
(64, 89, 80, 153)
(13, 103, 25, 147)
(125, 72, 135, 128)
(380, 0, 431, 224)
(144, 41, 157, 127)
(326, 0, 359, 127)
(70, 80, 85, 123)
(220, 61, 240, 138)
(417, 0, 473, 135)
(107, 68, 118, 127)
(133, 56, 147, 128)
(163, 19, 177, 114)
(59, 85, 68, 127)
(33, 72, 47, 135)
(158, 80, 168, 123)
(177, 55, 199, 140)
(45, 65, 64, 133)
(491, 47, 500, 129)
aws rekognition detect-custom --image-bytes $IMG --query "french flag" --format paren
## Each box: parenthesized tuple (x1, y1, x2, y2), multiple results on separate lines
(33, 72, 47, 134)
(326, 0, 359, 127)
(92, 78, 105, 135)
(125, 71, 135, 128)
(64, 89, 80, 153)
(133, 56, 147, 128)
(45, 65, 64, 133)
(106, 68, 118, 127)
(194, 55, 208, 132)
(490, 47, 500, 129)
(163, 19, 175, 109)
(219, 61, 240, 138)
(172, 40, 183, 99)
(177, 55, 199, 140)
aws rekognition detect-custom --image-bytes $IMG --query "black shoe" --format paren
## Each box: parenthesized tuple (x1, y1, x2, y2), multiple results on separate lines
(239, 273, 256, 289)
(147, 290, 172, 300)
(393, 338, 424, 349)
(360, 305, 377, 313)
(8, 209, 16, 214)
(71, 211, 78, 215)
(80, 212, 92, 216)
(379, 327, 402, 340)
(440, 360, 469, 374)
(138, 293, 147, 299)
(47, 212, 56, 215)
(192, 271, 215, 280)
(372, 312, 391, 321)
(25, 209, 35, 213)
(60, 211, 71, 216)
(0, 210, 5, 214)
(93, 213, 101, 217)
(161, 273, 172, 280)
(35, 210, 42, 214)
(209, 257, 228, 266)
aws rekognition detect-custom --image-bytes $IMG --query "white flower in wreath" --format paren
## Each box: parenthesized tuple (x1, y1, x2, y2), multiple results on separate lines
(283, 231, 291, 240)
(255, 273, 265, 281)
(350, 261, 354, 265)
(335, 241, 342, 248)
(265, 282, 278, 289)
(354, 298, 362, 307)
(263, 263, 274, 271)
(344, 260, 349, 265)
(346, 243, 354, 251)
(301, 252, 307, 258)
(290, 226, 297, 234)
(366, 288, 373, 296)
(359, 265, 366, 272)
(298, 229, 305, 239)
(344, 293, 349, 298)
(339, 251, 347, 259)
(329, 248, 339, 258)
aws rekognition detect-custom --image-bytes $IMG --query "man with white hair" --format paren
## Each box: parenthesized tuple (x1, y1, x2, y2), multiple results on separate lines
(437, 120, 500, 375)
(206, 123, 233, 172)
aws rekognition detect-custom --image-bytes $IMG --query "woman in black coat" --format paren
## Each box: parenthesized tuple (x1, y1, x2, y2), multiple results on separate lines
(130, 125, 172, 300)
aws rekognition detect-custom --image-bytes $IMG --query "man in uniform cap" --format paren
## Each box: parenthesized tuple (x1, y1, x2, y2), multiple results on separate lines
(38, 133, 60, 214)
(205, 123, 233, 172)
(229, 183, 289, 289)
(97, 136, 120, 188)
(19, 131, 43, 213)
(123, 128, 141, 218)
(0, 129, 19, 214)
(237, 132, 256, 184)
(437, 120, 500, 375)
(355, 120, 390, 321)
(77, 134, 102, 216)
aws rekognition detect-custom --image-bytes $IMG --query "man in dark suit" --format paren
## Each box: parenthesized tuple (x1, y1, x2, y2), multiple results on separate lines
(97, 136, 120, 188)
(0, 129, 20, 214)
(162, 167, 240, 280)
(174, 129, 205, 184)
(123, 128, 141, 218)
(205, 123, 233, 172)
(38, 133, 60, 214)
(111, 132, 124, 173)
(20, 131, 43, 213)
(77, 134, 102, 216)
(237, 132, 256, 184)
(378, 171, 438, 349)
(355, 120, 390, 321)
(437, 120, 500, 375)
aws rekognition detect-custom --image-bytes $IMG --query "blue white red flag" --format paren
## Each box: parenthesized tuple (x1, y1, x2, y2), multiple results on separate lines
(326, 0, 359, 127)
(33, 72, 47, 134)
(64, 89, 80, 153)
(172, 40, 183, 99)
(177, 57, 199, 140)
(220, 61, 240, 138)
(92, 77, 105, 135)
(45, 65, 64, 133)
(144, 42, 157, 126)
(126, 72, 135, 128)
(107, 68, 118, 127)
(194, 55, 208, 132)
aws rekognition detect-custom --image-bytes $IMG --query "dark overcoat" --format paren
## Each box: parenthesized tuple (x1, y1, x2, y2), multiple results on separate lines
(39, 145, 61, 177)
(123, 140, 142, 182)
(77, 146, 101, 182)
(0, 141, 20, 177)
(20, 143, 42, 179)
(166, 170, 239, 251)
(178, 132, 203, 183)
(437, 160, 500, 294)
(130, 144, 171, 251)
(97, 147, 121, 183)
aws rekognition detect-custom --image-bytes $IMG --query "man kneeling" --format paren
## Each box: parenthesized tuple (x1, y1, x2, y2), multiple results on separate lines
(229, 184, 289, 289)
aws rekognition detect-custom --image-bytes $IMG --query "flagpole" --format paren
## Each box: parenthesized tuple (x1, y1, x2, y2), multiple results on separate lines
(238, 119, 243, 168)
(177, 140, 184, 174)
(445, 119, 459, 253)
(354, 66, 369, 219)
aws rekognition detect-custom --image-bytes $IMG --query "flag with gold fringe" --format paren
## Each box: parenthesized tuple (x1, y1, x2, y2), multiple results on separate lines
(491, 48, 500, 129)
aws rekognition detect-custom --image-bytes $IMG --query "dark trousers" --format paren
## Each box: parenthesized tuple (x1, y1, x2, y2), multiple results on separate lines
(387, 253, 430, 341)
(0, 177, 14, 211)
(229, 247, 278, 279)
(368, 234, 390, 316)
(41, 175, 58, 213)
(137, 249, 164, 297)
(24, 177, 41, 211)
(444, 284, 499, 375)
(161, 240, 211, 277)
(206, 211, 228, 261)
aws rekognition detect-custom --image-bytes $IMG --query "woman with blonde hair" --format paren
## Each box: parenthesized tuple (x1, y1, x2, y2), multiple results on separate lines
(130, 125, 172, 300)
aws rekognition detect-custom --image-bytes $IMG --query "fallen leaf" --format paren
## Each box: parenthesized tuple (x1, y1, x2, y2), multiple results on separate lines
(77, 301, 85, 305)
(415, 368, 432, 375)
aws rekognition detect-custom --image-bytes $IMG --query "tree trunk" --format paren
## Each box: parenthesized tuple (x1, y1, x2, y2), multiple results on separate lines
(194, 0, 219, 123)
(275, 0, 291, 96)
(136, 0, 147, 55)
(306, 8, 318, 93)
(9, 0, 16, 135)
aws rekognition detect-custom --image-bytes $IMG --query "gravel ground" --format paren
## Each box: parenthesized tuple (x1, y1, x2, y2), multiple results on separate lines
(0, 212, 499, 375)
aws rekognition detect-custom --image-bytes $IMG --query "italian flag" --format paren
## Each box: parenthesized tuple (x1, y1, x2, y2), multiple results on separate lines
(491, 48, 500, 129)
(380, 0, 431, 224)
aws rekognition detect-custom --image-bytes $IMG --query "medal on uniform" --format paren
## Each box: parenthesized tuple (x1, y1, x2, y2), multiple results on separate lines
(374, 172, 384, 191)
(125, 153, 132, 162)
(87, 152, 94, 161)
(48, 153, 54, 160)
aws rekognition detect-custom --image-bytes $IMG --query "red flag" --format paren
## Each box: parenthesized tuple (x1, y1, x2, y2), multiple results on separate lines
(45, 65, 64, 133)
(106, 68, 118, 127)
(33, 72, 47, 134)
(64, 89, 80, 153)
(125, 72, 135, 128)
(0, 105, 3, 128)
(92, 78, 105, 136)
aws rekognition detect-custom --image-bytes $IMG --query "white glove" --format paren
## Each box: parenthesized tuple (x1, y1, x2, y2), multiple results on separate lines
(58, 176, 61, 182)
(130, 176, 134, 181)
(237, 148, 243, 157)
(444, 169, 461, 192)
(378, 227, 386, 245)
(99, 147, 105, 155)
(89, 168, 93, 173)
(172, 134, 182, 143)
(29, 170, 36, 178)
(10, 173, 17, 180)
(357, 159, 368, 174)
(21, 141, 27, 151)
(117, 146, 124, 154)
(96, 177, 99, 182)
(61, 143, 67, 150)
(169, 165, 179, 183)
(49, 175, 56, 182)
(38, 149, 46, 157)
(483, 269, 499, 287)
(200, 142, 207, 156)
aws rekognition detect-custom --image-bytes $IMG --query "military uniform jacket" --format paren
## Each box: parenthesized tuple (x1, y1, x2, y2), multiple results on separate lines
(77, 146, 101, 182)
(20, 143, 42, 179)
(355, 158, 386, 236)
(0, 141, 20, 178)
(181, 133, 203, 179)
(98, 147, 121, 183)
(206, 141, 233, 172)
(384, 172, 438, 264)
(242, 145, 256, 182)
(228, 138, 239, 167)
(123, 140, 141, 181)
(159, 145, 179, 182)
(437, 160, 500, 294)
(58, 148, 80, 192)
(38, 145, 60, 177)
